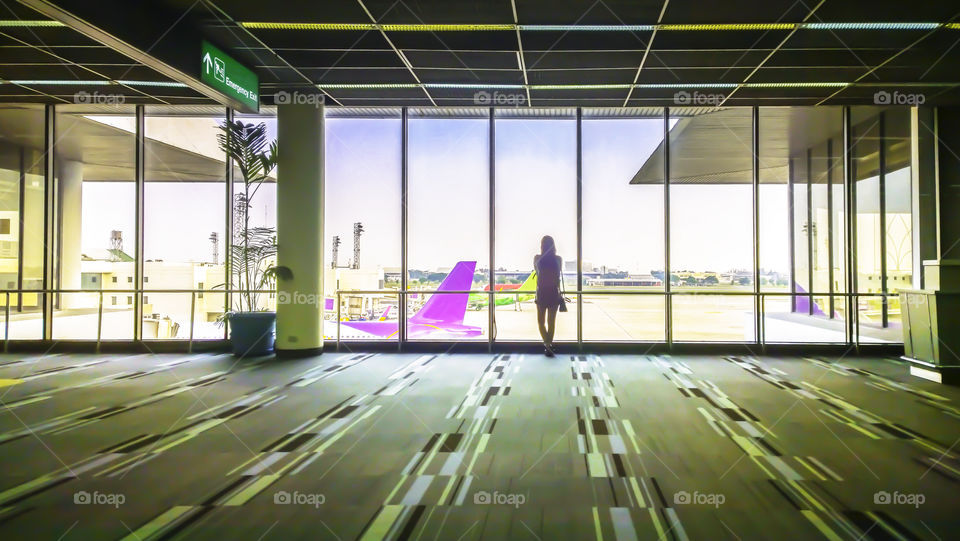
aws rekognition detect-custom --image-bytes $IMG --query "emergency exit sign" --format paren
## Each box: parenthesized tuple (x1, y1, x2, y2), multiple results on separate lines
(201, 40, 259, 112)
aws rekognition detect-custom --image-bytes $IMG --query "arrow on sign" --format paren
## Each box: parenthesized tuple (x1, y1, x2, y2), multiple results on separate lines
(202, 52, 212, 73)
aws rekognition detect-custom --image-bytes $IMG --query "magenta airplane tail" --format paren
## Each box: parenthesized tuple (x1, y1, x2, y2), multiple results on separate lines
(339, 260, 479, 338)
(409, 261, 476, 326)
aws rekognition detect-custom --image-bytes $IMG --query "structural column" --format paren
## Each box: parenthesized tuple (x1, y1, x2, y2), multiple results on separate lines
(58, 160, 83, 309)
(276, 103, 324, 355)
(901, 106, 960, 382)
(936, 107, 960, 260)
(910, 106, 941, 284)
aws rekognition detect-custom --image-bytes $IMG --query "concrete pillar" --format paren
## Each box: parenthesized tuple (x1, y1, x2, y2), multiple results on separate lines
(59, 159, 83, 308)
(901, 107, 960, 382)
(911, 107, 939, 288)
(276, 103, 323, 355)
(936, 107, 960, 261)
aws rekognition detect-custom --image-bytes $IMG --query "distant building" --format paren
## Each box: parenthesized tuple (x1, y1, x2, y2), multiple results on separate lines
(587, 274, 662, 287)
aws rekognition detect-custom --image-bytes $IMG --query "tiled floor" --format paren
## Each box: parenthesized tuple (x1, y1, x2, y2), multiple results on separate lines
(0, 351, 958, 540)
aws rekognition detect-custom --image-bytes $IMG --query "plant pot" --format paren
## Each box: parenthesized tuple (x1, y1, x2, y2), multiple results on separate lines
(227, 311, 276, 356)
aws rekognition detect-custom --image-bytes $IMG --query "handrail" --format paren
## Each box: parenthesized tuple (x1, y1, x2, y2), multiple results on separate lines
(0, 288, 275, 294)
(334, 288, 899, 297)
(332, 288, 905, 348)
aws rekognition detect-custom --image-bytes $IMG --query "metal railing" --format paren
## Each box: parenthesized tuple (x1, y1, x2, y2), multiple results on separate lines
(0, 287, 903, 352)
(0, 288, 273, 352)
(332, 288, 904, 349)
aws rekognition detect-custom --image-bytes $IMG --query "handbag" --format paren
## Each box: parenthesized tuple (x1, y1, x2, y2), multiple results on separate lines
(558, 277, 568, 312)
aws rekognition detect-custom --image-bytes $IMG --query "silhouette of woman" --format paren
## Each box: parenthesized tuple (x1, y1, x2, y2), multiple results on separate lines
(534, 235, 563, 357)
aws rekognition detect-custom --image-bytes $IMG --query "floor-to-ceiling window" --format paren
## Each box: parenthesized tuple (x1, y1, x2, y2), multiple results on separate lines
(851, 106, 912, 343)
(231, 110, 278, 319)
(669, 107, 755, 342)
(407, 109, 488, 341)
(759, 107, 846, 343)
(881, 108, 913, 338)
(325, 109, 401, 341)
(581, 108, 665, 341)
(494, 109, 577, 342)
(53, 104, 137, 340)
(13, 104, 922, 346)
(0, 105, 45, 340)
(144, 106, 226, 340)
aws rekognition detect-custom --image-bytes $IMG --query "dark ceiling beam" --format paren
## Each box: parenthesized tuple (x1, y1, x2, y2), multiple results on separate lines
(16, 0, 250, 110)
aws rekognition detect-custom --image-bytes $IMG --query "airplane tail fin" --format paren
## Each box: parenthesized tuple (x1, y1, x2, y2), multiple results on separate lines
(518, 271, 537, 292)
(792, 283, 828, 317)
(410, 261, 476, 326)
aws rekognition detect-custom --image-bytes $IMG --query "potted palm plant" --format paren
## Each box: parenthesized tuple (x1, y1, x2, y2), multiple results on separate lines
(218, 119, 289, 356)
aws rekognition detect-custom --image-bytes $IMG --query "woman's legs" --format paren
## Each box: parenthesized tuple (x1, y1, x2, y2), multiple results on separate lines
(537, 304, 548, 345)
(545, 306, 558, 347)
(537, 304, 560, 355)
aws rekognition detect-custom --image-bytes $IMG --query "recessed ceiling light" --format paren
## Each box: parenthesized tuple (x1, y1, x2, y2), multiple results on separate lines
(3, 79, 186, 87)
(237, 21, 957, 33)
(7, 79, 111, 85)
(801, 22, 940, 30)
(117, 80, 188, 87)
(743, 82, 849, 87)
(241, 22, 375, 30)
(380, 24, 514, 31)
(659, 23, 796, 31)
(518, 24, 655, 31)
(634, 83, 739, 89)
(312, 82, 881, 91)
(530, 84, 633, 90)
(317, 83, 421, 89)
(425, 83, 524, 89)
(0, 20, 64, 27)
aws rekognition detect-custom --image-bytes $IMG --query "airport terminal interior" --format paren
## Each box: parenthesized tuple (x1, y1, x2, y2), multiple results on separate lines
(1, 0, 960, 539)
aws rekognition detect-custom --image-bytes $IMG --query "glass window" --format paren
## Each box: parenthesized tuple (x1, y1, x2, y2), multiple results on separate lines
(325, 111, 401, 341)
(407, 110, 488, 341)
(669, 107, 755, 342)
(851, 107, 912, 343)
(54, 104, 137, 340)
(494, 110, 577, 342)
(582, 109, 665, 341)
(0, 105, 46, 339)
(882, 108, 912, 341)
(231, 111, 278, 316)
(144, 106, 226, 339)
(758, 107, 846, 343)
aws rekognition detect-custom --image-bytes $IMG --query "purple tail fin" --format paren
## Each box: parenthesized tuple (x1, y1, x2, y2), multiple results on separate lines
(410, 261, 476, 326)
(793, 283, 828, 317)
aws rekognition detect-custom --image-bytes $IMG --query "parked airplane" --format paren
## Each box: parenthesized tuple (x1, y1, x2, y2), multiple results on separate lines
(469, 271, 537, 310)
(330, 261, 483, 339)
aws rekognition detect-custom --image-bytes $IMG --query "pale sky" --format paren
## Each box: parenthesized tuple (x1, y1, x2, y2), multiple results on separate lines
(78, 114, 835, 276)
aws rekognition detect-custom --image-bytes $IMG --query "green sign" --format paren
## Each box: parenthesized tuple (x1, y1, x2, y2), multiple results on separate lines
(201, 40, 259, 112)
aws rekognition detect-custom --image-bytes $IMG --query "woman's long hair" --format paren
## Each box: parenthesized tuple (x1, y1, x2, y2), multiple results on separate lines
(540, 235, 557, 257)
(538, 235, 560, 274)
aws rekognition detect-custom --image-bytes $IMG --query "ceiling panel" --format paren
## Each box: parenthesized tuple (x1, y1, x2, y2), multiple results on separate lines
(661, 0, 809, 23)
(514, 0, 664, 25)
(405, 50, 519, 70)
(362, 0, 515, 24)
(1, 0, 959, 106)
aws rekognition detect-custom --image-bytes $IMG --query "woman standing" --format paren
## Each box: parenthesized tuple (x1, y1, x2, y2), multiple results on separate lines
(534, 235, 563, 357)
